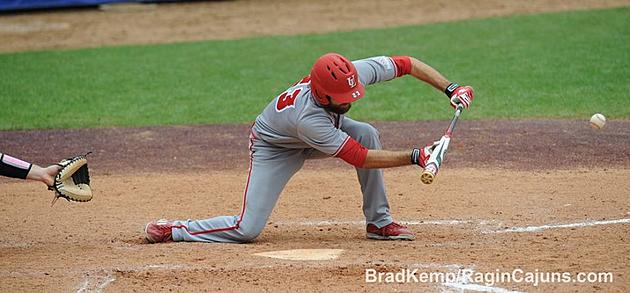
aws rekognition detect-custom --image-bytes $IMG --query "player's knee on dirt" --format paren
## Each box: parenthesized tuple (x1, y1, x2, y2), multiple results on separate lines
(236, 222, 265, 242)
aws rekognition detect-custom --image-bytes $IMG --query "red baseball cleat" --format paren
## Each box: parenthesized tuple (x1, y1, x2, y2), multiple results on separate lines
(366, 222, 415, 240)
(145, 219, 174, 243)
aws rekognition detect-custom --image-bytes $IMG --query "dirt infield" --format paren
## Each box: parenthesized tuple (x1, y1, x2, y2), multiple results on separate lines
(1, 120, 629, 292)
(1, 120, 630, 173)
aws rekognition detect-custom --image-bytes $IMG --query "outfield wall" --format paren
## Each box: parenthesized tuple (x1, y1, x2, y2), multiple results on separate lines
(0, 0, 160, 11)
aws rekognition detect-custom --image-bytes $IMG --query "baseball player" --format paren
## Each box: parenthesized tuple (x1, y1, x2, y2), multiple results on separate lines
(0, 153, 61, 187)
(145, 53, 474, 243)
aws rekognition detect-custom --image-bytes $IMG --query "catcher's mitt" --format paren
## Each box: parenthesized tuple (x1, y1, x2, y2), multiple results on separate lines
(48, 153, 93, 206)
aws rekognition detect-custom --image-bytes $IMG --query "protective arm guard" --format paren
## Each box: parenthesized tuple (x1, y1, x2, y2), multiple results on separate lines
(0, 153, 32, 179)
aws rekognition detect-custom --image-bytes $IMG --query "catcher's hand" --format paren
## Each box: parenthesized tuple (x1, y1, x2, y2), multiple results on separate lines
(48, 153, 93, 206)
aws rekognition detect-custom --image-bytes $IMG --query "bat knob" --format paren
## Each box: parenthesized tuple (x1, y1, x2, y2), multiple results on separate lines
(421, 171, 434, 185)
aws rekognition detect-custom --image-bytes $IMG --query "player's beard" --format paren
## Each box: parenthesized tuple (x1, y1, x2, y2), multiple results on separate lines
(324, 103, 351, 115)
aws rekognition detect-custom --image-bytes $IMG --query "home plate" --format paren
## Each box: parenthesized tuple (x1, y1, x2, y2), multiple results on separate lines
(253, 249, 344, 261)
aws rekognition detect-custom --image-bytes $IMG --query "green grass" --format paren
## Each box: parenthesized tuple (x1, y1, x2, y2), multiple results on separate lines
(1, 7, 629, 130)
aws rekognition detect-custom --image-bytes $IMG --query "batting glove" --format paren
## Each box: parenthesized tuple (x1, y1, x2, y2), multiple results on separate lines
(445, 83, 474, 109)
(411, 141, 440, 168)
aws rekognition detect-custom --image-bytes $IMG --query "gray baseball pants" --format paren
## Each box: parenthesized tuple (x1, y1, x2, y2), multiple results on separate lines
(171, 118, 393, 243)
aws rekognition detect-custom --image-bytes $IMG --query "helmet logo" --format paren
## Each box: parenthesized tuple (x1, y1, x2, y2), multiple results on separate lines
(347, 76, 357, 88)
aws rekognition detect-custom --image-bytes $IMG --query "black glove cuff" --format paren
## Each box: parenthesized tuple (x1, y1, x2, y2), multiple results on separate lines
(444, 83, 460, 97)
(410, 148, 421, 165)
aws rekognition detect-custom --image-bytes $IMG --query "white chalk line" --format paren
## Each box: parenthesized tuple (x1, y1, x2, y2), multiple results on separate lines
(407, 263, 525, 293)
(76, 270, 116, 293)
(76, 279, 89, 293)
(486, 218, 630, 234)
(274, 217, 630, 235)
(442, 283, 525, 293)
(97, 274, 116, 291)
(75, 265, 187, 293)
(412, 264, 526, 293)
(273, 219, 495, 227)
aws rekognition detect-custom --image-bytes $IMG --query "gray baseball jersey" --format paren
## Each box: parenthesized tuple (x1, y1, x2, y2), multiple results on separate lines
(252, 56, 398, 154)
(170, 56, 405, 243)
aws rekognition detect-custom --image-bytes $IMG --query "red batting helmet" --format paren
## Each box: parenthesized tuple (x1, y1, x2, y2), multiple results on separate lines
(310, 53, 365, 105)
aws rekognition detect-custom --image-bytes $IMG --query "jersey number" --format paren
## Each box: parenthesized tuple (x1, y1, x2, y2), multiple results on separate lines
(275, 88, 302, 112)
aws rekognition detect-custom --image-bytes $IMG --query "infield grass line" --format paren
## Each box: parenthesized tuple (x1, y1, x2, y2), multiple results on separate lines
(1, 7, 629, 129)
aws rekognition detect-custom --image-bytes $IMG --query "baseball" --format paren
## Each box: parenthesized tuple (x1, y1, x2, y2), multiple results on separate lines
(590, 113, 606, 129)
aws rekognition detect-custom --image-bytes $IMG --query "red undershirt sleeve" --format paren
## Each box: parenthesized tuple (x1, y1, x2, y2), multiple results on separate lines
(391, 56, 412, 77)
(334, 137, 368, 168)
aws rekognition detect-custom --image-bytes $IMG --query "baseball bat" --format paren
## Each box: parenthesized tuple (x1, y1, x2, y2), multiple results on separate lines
(420, 104, 464, 184)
